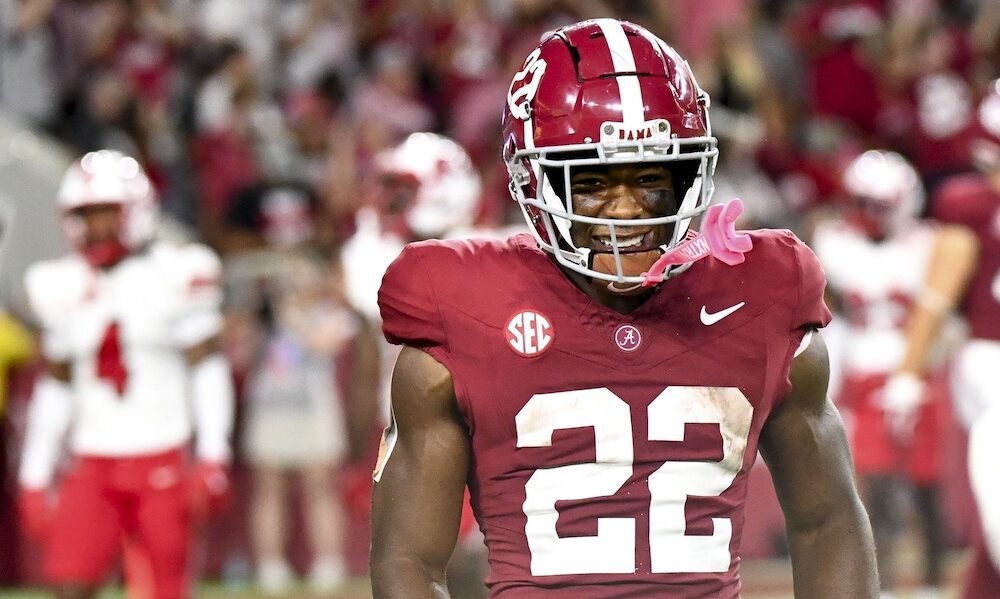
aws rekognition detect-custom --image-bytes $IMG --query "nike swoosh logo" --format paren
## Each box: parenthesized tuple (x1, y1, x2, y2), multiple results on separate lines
(700, 302, 746, 325)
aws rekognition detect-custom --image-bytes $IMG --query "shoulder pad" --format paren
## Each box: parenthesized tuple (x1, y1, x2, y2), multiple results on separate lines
(24, 256, 91, 326)
(150, 241, 223, 290)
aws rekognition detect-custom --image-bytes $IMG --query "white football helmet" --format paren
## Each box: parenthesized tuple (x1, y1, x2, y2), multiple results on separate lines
(373, 132, 482, 240)
(842, 150, 924, 238)
(58, 150, 158, 266)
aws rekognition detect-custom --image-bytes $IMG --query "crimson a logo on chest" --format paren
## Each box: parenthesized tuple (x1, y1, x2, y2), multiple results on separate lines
(504, 310, 554, 357)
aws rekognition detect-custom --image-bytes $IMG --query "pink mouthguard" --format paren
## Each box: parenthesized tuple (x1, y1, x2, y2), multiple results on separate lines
(640, 198, 753, 287)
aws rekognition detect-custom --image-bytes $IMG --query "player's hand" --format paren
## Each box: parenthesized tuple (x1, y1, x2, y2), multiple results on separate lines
(879, 372, 925, 441)
(188, 461, 231, 521)
(18, 487, 53, 543)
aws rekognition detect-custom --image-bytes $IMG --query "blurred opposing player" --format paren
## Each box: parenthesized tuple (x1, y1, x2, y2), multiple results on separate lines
(341, 132, 489, 598)
(371, 19, 877, 598)
(342, 131, 484, 322)
(17, 150, 235, 599)
(931, 79, 1000, 599)
(813, 150, 974, 598)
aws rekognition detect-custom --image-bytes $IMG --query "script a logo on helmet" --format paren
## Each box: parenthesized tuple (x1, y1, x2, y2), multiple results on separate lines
(505, 310, 554, 357)
(507, 48, 546, 121)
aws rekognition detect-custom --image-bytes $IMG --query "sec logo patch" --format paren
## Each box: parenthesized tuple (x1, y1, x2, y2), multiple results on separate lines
(505, 310, 554, 357)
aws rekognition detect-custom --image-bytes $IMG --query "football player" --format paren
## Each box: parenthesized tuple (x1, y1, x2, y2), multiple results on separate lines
(371, 19, 877, 598)
(931, 79, 1000, 599)
(342, 132, 489, 598)
(342, 131, 484, 322)
(17, 150, 235, 599)
(812, 149, 975, 598)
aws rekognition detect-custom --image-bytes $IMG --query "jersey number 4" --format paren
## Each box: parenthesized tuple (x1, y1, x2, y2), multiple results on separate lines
(97, 322, 129, 395)
(516, 386, 753, 576)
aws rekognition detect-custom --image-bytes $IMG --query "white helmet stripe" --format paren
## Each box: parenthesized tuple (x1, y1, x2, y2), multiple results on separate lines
(596, 19, 644, 127)
(523, 117, 535, 150)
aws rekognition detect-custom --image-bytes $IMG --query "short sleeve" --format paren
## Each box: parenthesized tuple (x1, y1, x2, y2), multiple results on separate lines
(378, 244, 448, 350)
(791, 234, 833, 334)
(930, 177, 983, 228)
(24, 262, 75, 361)
(170, 244, 225, 348)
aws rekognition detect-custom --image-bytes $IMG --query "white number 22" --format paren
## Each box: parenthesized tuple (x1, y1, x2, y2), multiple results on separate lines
(515, 386, 753, 576)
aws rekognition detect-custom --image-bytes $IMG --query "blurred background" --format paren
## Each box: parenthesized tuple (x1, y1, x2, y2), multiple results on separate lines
(1, 0, 999, 597)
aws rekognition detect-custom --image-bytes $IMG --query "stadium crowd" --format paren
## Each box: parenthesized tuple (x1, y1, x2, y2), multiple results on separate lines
(1, 0, 1000, 597)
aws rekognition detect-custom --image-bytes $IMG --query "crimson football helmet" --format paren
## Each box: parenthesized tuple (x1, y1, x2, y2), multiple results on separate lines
(373, 132, 482, 241)
(502, 18, 717, 285)
(57, 150, 158, 267)
(841, 149, 924, 239)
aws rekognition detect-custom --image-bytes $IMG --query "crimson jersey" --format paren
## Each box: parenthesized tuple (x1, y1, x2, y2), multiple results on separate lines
(932, 175, 1000, 341)
(379, 231, 831, 598)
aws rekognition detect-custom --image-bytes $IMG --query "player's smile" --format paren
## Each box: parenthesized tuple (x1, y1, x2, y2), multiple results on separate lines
(569, 164, 677, 253)
(589, 228, 660, 253)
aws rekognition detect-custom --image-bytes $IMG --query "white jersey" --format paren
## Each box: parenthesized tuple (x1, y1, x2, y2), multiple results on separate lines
(25, 241, 224, 457)
(341, 214, 406, 322)
(341, 208, 528, 320)
(812, 220, 936, 375)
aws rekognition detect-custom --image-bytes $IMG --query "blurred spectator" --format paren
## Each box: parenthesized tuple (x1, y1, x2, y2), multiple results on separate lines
(194, 0, 281, 92)
(65, 69, 143, 156)
(85, 0, 186, 109)
(881, 1, 1000, 194)
(241, 252, 364, 594)
(0, 0, 58, 127)
(223, 180, 321, 254)
(194, 40, 256, 135)
(0, 311, 33, 416)
(351, 42, 435, 155)
(190, 41, 267, 244)
(283, 87, 340, 191)
(277, 0, 360, 92)
(791, 0, 885, 136)
(711, 112, 786, 229)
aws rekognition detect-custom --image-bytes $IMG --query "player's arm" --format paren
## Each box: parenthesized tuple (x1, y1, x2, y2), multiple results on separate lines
(184, 335, 235, 465)
(759, 331, 878, 598)
(18, 359, 74, 540)
(184, 335, 235, 517)
(174, 245, 235, 474)
(20, 359, 73, 488)
(881, 224, 978, 433)
(370, 346, 470, 599)
(898, 224, 977, 376)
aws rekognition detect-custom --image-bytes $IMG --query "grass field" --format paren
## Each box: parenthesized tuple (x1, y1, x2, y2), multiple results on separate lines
(0, 552, 970, 599)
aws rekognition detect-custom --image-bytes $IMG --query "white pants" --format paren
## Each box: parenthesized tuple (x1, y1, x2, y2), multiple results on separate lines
(953, 339, 1000, 570)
